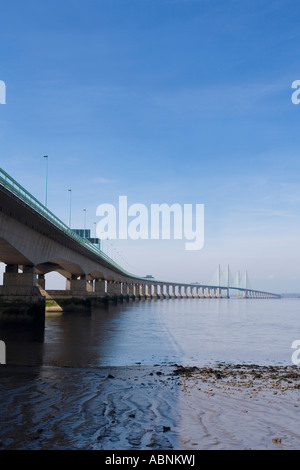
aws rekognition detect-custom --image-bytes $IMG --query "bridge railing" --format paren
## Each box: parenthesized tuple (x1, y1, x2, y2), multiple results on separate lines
(0, 167, 137, 278)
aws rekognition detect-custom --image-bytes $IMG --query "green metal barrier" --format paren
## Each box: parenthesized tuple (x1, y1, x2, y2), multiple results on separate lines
(0, 167, 138, 279)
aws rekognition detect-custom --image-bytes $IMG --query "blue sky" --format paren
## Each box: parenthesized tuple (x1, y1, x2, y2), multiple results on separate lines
(1, 0, 300, 292)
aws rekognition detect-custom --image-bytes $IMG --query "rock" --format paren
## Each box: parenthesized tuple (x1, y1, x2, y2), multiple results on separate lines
(272, 437, 282, 444)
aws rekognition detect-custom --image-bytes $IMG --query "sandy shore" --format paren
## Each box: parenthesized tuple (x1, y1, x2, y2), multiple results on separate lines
(0, 363, 299, 450)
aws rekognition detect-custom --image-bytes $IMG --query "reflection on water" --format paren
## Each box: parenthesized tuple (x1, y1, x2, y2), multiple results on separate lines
(1, 298, 299, 367)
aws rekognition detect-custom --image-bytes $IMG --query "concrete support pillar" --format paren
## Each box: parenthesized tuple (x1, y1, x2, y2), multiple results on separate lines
(135, 283, 141, 297)
(86, 279, 93, 292)
(1, 264, 45, 324)
(107, 281, 122, 297)
(152, 284, 158, 298)
(122, 283, 128, 296)
(37, 274, 45, 290)
(5, 265, 28, 286)
(141, 284, 146, 298)
(94, 279, 107, 297)
(4, 264, 18, 274)
(169, 285, 174, 298)
(4, 264, 37, 292)
(160, 285, 165, 298)
(66, 274, 87, 293)
(128, 283, 134, 297)
(165, 285, 170, 299)
(147, 284, 152, 297)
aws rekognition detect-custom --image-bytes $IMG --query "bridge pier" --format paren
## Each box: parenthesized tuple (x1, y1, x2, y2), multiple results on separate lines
(66, 274, 88, 293)
(37, 274, 46, 290)
(121, 282, 129, 300)
(127, 283, 135, 299)
(135, 283, 141, 299)
(152, 284, 158, 299)
(146, 284, 152, 299)
(141, 283, 146, 299)
(87, 279, 93, 292)
(107, 281, 122, 300)
(164, 285, 170, 299)
(157, 284, 164, 299)
(44, 274, 92, 312)
(0, 264, 45, 324)
(94, 279, 107, 297)
(169, 285, 175, 299)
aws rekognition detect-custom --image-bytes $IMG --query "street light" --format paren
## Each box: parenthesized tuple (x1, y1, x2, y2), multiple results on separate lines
(68, 189, 72, 228)
(43, 155, 48, 207)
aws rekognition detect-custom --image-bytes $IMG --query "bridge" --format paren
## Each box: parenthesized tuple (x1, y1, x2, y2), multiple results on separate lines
(0, 168, 280, 324)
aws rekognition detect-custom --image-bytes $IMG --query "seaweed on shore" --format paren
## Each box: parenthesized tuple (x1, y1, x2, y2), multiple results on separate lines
(172, 363, 300, 389)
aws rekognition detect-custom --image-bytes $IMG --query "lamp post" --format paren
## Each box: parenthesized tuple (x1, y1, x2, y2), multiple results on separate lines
(68, 189, 72, 228)
(43, 155, 48, 207)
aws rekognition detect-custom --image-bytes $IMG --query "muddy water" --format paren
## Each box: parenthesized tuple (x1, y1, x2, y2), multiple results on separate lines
(1, 298, 298, 367)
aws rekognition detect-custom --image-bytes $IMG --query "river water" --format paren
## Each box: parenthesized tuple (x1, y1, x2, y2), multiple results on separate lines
(1, 297, 299, 368)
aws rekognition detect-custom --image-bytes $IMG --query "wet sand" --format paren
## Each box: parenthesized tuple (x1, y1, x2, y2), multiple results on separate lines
(0, 363, 299, 450)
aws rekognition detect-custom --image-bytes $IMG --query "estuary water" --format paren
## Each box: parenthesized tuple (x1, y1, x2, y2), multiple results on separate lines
(2, 297, 299, 368)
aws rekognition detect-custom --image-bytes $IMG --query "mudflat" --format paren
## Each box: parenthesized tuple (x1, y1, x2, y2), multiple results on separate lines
(0, 363, 299, 450)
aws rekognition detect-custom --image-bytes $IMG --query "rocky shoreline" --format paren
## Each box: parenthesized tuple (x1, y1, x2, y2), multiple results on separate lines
(173, 363, 300, 391)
